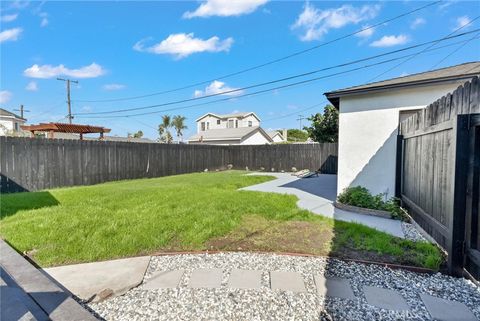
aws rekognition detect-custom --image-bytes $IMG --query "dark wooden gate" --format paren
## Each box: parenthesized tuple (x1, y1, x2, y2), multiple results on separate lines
(397, 77, 480, 278)
(465, 114, 480, 280)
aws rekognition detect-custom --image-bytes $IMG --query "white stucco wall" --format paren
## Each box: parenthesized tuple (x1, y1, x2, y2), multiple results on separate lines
(337, 81, 465, 198)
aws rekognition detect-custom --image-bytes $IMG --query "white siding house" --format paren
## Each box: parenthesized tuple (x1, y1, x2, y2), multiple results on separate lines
(325, 61, 480, 198)
(188, 112, 273, 145)
(0, 108, 27, 136)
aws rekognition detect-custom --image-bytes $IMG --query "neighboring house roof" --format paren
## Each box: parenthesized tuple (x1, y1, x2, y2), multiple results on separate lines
(325, 61, 480, 108)
(267, 130, 284, 140)
(195, 112, 260, 122)
(0, 108, 26, 121)
(188, 126, 272, 142)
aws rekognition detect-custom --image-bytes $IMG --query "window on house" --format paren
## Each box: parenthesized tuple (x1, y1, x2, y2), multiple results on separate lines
(14, 123, 19, 131)
(201, 122, 206, 131)
(228, 120, 234, 128)
(248, 121, 252, 127)
(217, 119, 221, 125)
(235, 120, 238, 128)
(207, 122, 210, 130)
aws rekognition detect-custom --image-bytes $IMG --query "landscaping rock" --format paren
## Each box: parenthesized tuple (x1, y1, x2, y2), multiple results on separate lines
(88, 253, 480, 321)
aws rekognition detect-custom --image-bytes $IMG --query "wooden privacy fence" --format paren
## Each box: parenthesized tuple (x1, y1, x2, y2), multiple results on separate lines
(0, 138, 337, 193)
(397, 76, 480, 277)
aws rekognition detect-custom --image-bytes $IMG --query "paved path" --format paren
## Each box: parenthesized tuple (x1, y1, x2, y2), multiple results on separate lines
(142, 267, 477, 320)
(242, 173, 405, 238)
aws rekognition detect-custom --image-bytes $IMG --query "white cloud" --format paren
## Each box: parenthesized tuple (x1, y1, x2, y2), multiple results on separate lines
(355, 25, 374, 38)
(103, 83, 126, 91)
(410, 18, 426, 29)
(40, 17, 48, 27)
(1, 14, 18, 22)
(183, 0, 268, 18)
(0, 28, 22, 43)
(370, 34, 408, 47)
(291, 3, 380, 41)
(0, 91, 13, 104)
(193, 80, 243, 97)
(24, 63, 106, 79)
(25, 81, 38, 91)
(454, 16, 472, 30)
(133, 33, 233, 59)
(81, 106, 92, 112)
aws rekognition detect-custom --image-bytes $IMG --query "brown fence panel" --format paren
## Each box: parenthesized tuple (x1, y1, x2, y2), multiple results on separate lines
(0, 139, 337, 193)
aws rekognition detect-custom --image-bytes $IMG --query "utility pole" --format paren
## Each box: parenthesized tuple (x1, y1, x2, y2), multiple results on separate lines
(14, 105, 30, 119)
(57, 78, 78, 124)
(296, 114, 306, 130)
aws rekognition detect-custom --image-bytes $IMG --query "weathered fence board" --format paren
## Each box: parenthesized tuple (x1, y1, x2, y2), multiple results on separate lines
(0, 139, 337, 193)
(398, 76, 480, 277)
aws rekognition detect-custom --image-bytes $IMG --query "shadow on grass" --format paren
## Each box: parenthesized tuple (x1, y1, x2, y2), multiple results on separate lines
(1, 191, 59, 219)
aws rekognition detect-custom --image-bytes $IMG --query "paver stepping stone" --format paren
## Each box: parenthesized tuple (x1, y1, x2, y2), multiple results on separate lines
(314, 275, 355, 300)
(228, 269, 262, 289)
(270, 271, 306, 293)
(363, 286, 409, 311)
(420, 293, 477, 321)
(143, 270, 184, 290)
(188, 268, 223, 288)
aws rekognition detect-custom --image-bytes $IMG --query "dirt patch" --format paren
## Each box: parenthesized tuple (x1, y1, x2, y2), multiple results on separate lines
(208, 218, 334, 255)
(206, 215, 434, 267)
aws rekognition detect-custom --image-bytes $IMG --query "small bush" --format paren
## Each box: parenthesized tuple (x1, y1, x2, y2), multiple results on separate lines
(337, 186, 408, 221)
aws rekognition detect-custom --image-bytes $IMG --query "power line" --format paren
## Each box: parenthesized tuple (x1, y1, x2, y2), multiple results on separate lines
(75, 37, 480, 120)
(262, 102, 328, 123)
(429, 32, 480, 70)
(74, 30, 480, 118)
(368, 15, 480, 82)
(74, 1, 442, 103)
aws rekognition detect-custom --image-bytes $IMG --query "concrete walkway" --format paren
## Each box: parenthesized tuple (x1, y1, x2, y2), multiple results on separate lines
(44, 256, 151, 302)
(242, 173, 405, 238)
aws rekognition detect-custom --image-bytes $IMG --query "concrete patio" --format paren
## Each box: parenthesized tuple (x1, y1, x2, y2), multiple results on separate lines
(242, 172, 405, 238)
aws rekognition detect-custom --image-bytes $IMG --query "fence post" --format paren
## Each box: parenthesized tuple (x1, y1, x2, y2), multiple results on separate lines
(395, 134, 404, 199)
(448, 115, 470, 276)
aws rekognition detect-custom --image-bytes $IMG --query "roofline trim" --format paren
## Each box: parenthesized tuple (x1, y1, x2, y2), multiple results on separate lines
(324, 73, 478, 99)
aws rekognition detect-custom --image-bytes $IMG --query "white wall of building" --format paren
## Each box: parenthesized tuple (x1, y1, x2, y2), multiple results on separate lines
(337, 82, 464, 198)
(0, 117, 26, 136)
(271, 133, 284, 143)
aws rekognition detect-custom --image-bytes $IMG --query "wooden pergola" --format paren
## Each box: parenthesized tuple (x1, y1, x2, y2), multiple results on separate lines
(21, 122, 111, 140)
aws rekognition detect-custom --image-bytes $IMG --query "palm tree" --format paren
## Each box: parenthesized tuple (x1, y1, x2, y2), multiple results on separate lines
(172, 115, 187, 142)
(158, 115, 173, 143)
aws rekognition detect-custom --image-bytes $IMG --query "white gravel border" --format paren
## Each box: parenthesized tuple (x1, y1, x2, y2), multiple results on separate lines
(88, 253, 480, 321)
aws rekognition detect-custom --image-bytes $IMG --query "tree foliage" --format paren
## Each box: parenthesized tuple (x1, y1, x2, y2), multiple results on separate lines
(172, 115, 188, 142)
(286, 129, 308, 142)
(304, 105, 338, 143)
(128, 130, 143, 138)
(158, 115, 173, 143)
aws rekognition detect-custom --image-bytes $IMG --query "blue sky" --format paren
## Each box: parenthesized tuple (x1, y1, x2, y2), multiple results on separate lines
(1, 0, 479, 139)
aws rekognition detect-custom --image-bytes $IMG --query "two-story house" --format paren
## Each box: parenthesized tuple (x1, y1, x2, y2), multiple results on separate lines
(188, 112, 283, 145)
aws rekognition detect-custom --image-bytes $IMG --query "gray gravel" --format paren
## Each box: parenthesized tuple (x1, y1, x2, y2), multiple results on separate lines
(88, 253, 480, 321)
(401, 222, 428, 242)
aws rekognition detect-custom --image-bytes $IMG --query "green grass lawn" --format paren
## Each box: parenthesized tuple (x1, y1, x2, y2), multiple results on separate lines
(0, 171, 443, 269)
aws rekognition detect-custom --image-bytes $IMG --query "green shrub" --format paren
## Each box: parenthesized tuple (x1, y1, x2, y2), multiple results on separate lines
(337, 186, 408, 221)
